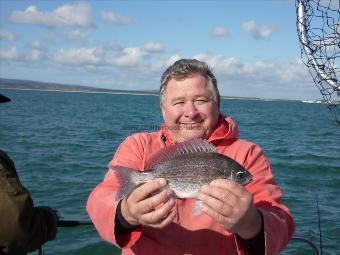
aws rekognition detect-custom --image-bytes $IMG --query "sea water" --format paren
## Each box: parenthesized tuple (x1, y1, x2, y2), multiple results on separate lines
(0, 89, 339, 255)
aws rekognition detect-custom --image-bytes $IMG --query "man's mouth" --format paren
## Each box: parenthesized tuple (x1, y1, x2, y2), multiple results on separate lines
(179, 122, 204, 130)
(180, 122, 202, 126)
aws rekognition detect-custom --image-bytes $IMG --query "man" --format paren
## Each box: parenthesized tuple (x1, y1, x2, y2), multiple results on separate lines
(0, 94, 58, 255)
(87, 59, 295, 254)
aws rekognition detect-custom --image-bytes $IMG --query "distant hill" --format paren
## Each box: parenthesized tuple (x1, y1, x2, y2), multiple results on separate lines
(0, 77, 263, 100)
(0, 78, 159, 95)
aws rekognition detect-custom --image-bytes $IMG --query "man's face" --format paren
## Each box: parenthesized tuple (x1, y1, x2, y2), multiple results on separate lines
(160, 74, 220, 142)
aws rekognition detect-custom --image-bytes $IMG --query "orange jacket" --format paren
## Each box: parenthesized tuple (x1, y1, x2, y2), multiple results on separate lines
(86, 116, 295, 255)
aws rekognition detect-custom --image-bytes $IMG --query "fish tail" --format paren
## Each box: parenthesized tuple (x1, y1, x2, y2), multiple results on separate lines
(109, 165, 139, 201)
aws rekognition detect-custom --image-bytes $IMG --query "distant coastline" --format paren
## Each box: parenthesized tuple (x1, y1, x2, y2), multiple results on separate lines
(0, 78, 159, 96)
(0, 87, 159, 97)
(0, 77, 276, 101)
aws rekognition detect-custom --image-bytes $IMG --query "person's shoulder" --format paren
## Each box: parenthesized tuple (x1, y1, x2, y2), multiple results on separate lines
(238, 138, 264, 150)
(225, 137, 265, 159)
(111, 131, 161, 168)
(124, 131, 160, 145)
(236, 138, 258, 147)
(0, 149, 15, 170)
(0, 149, 9, 159)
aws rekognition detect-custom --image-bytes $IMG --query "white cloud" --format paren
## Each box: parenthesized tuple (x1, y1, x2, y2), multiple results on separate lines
(210, 26, 229, 37)
(191, 52, 312, 99)
(242, 20, 277, 40)
(26, 49, 45, 62)
(147, 54, 182, 73)
(105, 40, 122, 51)
(194, 53, 248, 76)
(54, 47, 102, 65)
(143, 42, 165, 53)
(101, 11, 132, 25)
(0, 46, 20, 60)
(0, 30, 16, 41)
(9, 3, 92, 28)
(166, 54, 181, 66)
(66, 29, 90, 41)
(109, 47, 147, 67)
(29, 40, 44, 49)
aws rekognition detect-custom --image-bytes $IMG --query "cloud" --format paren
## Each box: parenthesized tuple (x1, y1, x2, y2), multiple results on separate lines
(54, 47, 102, 65)
(0, 47, 20, 60)
(143, 42, 165, 53)
(242, 20, 277, 40)
(105, 40, 122, 51)
(29, 40, 44, 49)
(193, 53, 248, 76)
(26, 49, 45, 62)
(66, 29, 90, 41)
(101, 11, 132, 25)
(210, 26, 229, 37)
(198, 53, 306, 81)
(109, 47, 147, 67)
(147, 54, 182, 73)
(9, 3, 92, 28)
(191, 52, 312, 99)
(0, 30, 16, 41)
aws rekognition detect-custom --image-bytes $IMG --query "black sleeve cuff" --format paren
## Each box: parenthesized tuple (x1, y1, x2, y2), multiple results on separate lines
(115, 200, 138, 235)
(236, 211, 265, 255)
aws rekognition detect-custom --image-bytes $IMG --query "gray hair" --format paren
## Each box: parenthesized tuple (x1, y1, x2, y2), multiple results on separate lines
(160, 59, 220, 102)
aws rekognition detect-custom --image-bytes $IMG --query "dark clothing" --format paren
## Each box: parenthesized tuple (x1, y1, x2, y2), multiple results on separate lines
(0, 150, 57, 255)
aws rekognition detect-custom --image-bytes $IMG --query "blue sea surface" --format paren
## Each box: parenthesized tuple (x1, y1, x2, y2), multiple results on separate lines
(0, 89, 339, 255)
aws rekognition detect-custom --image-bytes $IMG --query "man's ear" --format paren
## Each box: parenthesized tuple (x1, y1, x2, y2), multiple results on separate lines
(160, 100, 165, 114)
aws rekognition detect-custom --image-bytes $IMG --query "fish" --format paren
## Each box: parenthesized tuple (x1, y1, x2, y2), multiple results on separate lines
(110, 138, 253, 202)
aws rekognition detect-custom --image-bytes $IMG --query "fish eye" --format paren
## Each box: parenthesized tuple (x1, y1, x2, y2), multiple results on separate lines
(236, 171, 245, 180)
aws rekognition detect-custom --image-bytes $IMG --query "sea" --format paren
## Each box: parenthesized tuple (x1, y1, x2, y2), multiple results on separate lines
(0, 89, 339, 255)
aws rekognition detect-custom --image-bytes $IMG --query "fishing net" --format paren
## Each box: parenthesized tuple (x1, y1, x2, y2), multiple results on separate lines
(296, 0, 340, 124)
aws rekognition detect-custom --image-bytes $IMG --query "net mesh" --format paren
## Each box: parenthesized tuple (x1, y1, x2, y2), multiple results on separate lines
(296, 0, 340, 124)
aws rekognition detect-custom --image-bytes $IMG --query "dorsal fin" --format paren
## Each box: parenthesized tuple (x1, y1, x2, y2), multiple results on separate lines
(145, 138, 216, 169)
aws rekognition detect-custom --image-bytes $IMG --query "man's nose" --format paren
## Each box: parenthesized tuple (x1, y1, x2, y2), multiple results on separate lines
(184, 102, 198, 118)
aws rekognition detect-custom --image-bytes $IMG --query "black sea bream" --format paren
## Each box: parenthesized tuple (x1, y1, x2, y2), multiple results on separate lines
(111, 139, 253, 201)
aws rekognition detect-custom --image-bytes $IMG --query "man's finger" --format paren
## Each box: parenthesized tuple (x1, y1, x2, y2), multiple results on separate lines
(137, 188, 173, 214)
(199, 192, 233, 218)
(141, 197, 176, 224)
(130, 178, 167, 202)
(209, 179, 245, 197)
(200, 184, 237, 206)
(149, 210, 176, 229)
(201, 203, 230, 226)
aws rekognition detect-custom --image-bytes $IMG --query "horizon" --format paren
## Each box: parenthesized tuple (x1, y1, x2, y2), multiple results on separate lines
(0, 1, 322, 100)
(0, 77, 310, 101)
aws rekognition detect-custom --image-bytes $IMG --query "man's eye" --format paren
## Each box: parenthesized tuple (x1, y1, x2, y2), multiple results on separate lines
(173, 101, 184, 105)
(195, 99, 208, 104)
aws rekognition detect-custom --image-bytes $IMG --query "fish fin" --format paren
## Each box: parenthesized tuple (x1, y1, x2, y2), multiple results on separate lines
(193, 200, 203, 216)
(145, 138, 216, 169)
(109, 165, 140, 201)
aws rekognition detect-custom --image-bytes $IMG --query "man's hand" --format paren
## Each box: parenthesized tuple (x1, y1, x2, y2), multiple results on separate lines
(199, 179, 262, 239)
(120, 178, 176, 229)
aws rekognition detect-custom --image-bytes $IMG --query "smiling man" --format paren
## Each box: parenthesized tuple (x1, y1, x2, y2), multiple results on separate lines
(87, 59, 295, 255)
(160, 68, 220, 142)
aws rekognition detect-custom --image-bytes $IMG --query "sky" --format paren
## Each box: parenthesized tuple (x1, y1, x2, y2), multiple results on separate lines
(0, 0, 324, 100)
